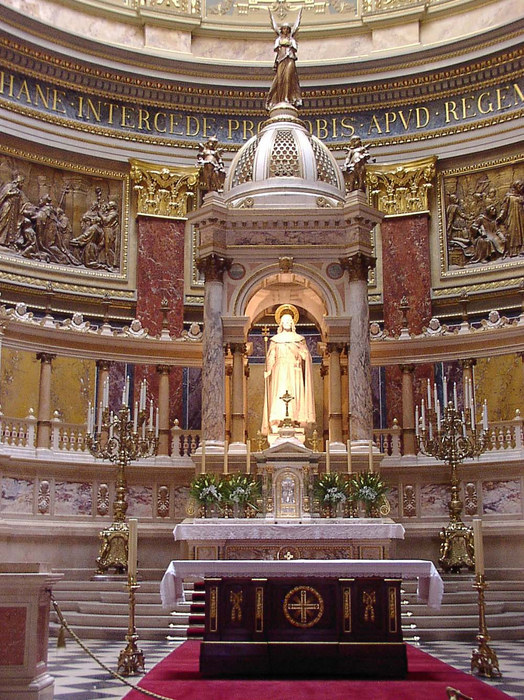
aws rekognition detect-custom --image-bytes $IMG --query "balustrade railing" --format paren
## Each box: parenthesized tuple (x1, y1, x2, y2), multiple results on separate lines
(0, 410, 521, 459)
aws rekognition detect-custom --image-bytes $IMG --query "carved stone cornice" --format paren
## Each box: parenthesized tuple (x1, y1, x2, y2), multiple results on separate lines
(130, 159, 198, 219)
(367, 156, 437, 217)
(196, 253, 232, 283)
(340, 252, 376, 282)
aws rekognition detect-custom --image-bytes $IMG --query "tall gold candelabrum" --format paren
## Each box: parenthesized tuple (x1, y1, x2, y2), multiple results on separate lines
(416, 388, 489, 573)
(87, 380, 158, 575)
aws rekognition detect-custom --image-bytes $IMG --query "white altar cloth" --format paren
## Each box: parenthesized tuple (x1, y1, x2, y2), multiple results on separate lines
(173, 518, 405, 541)
(160, 559, 443, 610)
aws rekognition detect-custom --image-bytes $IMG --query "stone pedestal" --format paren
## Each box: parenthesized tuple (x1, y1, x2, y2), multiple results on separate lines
(0, 563, 62, 700)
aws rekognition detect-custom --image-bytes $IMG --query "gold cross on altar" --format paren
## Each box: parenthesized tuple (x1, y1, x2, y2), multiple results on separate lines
(286, 589, 321, 625)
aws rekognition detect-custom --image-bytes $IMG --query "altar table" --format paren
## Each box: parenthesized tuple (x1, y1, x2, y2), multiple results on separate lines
(174, 518, 405, 561)
(160, 559, 443, 678)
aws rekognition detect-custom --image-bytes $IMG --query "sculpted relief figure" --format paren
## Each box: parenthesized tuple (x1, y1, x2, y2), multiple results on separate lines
(0, 174, 121, 270)
(262, 304, 315, 436)
(342, 136, 371, 192)
(497, 181, 524, 257)
(266, 9, 302, 110)
(197, 136, 226, 193)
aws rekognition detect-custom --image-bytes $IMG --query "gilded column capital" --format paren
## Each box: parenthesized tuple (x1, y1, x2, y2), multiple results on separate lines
(320, 364, 329, 378)
(399, 364, 415, 374)
(196, 253, 232, 282)
(96, 359, 112, 371)
(327, 342, 346, 354)
(340, 252, 376, 282)
(230, 343, 247, 355)
(36, 352, 56, 364)
(130, 159, 198, 219)
(367, 156, 437, 216)
(156, 364, 172, 375)
(459, 358, 477, 370)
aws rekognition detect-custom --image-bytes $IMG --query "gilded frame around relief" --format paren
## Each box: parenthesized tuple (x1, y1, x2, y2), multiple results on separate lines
(438, 155, 524, 278)
(0, 145, 130, 294)
(184, 223, 204, 305)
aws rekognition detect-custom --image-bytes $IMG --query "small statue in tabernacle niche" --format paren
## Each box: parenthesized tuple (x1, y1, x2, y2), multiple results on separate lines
(342, 136, 371, 193)
(0, 169, 122, 271)
(444, 164, 524, 269)
(197, 136, 226, 194)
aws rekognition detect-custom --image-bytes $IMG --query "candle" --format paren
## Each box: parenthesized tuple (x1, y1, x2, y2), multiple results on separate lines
(127, 518, 138, 579)
(140, 380, 146, 411)
(347, 439, 352, 474)
(223, 441, 229, 475)
(201, 440, 206, 474)
(368, 438, 373, 473)
(103, 377, 109, 408)
(97, 401, 102, 432)
(471, 400, 476, 431)
(434, 383, 438, 414)
(483, 400, 488, 432)
(155, 407, 159, 438)
(453, 382, 458, 409)
(436, 401, 441, 432)
(415, 406, 419, 437)
(325, 440, 330, 474)
(246, 439, 251, 475)
(133, 402, 138, 433)
(123, 375, 130, 406)
(472, 517, 484, 576)
(465, 378, 470, 409)
(87, 401, 92, 434)
(443, 377, 448, 408)
(149, 399, 153, 429)
(462, 411, 466, 436)
(421, 398, 426, 430)
(427, 378, 431, 409)
(109, 411, 114, 439)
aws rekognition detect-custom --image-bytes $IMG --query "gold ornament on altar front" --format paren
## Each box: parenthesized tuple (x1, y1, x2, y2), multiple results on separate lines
(283, 585, 324, 628)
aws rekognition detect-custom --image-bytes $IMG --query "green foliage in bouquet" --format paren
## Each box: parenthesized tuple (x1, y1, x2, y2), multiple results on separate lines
(314, 473, 350, 505)
(189, 474, 224, 505)
(223, 474, 262, 509)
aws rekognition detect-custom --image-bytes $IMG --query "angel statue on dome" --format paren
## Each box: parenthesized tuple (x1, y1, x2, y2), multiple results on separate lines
(262, 304, 315, 436)
(266, 8, 303, 110)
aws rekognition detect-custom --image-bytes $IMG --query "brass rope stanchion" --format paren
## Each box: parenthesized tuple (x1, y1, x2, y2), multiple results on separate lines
(50, 592, 180, 700)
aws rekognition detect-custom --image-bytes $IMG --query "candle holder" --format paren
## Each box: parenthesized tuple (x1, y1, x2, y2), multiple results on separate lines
(87, 392, 158, 575)
(117, 574, 145, 676)
(470, 574, 502, 678)
(417, 393, 488, 573)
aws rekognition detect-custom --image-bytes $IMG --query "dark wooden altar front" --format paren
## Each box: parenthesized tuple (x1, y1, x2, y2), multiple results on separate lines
(200, 575, 407, 678)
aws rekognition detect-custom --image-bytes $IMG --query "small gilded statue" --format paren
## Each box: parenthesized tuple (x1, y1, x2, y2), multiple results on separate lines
(342, 135, 371, 193)
(197, 135, 226, 193)
(266, 9, 302, 110)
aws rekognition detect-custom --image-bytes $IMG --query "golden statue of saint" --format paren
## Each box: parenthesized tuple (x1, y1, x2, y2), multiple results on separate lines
(262, 304, 315, 435)
(266, 9, 302, 110)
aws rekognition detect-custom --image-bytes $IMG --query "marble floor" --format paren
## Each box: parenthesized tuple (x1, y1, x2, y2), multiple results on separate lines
(46, 637, 524, 699)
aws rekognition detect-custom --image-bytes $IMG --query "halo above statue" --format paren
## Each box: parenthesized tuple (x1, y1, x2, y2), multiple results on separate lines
(275, 304, 300, 325)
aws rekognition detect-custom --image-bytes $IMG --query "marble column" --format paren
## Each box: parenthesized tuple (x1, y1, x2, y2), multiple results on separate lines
(320, 359, 329, 443)
(327, 343, 344, 446)
(95, 360, 110, 410)
(36, 353, 55, 450)
(341, 352, 349, 442)
(230, 343, 246, 447)
(342, 253, 375, 442)
(156, 365, 171, 456)
(400, 364, 416, 455)
(197, 253, 232, 447)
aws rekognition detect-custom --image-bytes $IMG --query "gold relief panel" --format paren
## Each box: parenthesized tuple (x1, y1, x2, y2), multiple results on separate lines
(0, 146, 130, 292)
(439, 156, 524, 276)
(367, 157, 436, 217)
(129, 160, 198, 219)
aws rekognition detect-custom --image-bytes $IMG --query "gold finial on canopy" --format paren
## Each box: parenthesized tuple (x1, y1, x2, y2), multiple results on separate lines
(274, 303, 299, 325)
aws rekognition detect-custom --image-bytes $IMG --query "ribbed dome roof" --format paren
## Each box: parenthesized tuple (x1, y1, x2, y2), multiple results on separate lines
(223, 105, 345, 208)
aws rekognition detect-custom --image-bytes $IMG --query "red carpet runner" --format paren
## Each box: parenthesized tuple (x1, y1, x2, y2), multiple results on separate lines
(123, 641, 510, 700)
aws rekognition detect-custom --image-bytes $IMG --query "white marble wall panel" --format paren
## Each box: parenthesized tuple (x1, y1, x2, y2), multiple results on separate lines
(0, 477, 33, 514)
(174, 486, 190, 520)
(127, 485, 153, 518)
(420, 484, 450, 517)
(54, 481, 92, 516)
(482, 480, 521, 515)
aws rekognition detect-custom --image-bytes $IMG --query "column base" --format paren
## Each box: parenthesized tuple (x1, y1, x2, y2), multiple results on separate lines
(0, 672, 55, 700)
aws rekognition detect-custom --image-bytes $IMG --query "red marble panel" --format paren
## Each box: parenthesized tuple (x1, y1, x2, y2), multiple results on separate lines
(135, 217, 186, 425)
(381, 214, 433, 430)
(381, 214, 432, 335)
(0, 606, 26, 665)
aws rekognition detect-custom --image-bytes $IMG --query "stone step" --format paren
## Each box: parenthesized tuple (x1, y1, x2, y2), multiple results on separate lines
(405, 610, 524, 629)
(51, 610, 175, 630)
